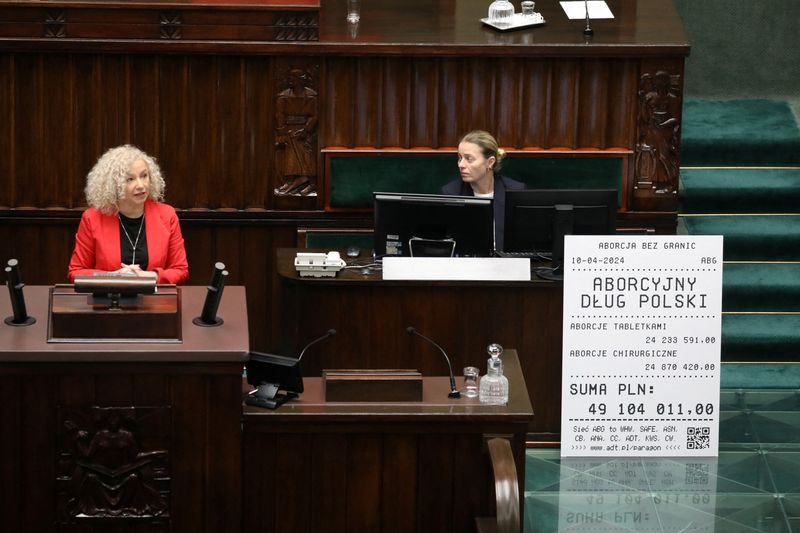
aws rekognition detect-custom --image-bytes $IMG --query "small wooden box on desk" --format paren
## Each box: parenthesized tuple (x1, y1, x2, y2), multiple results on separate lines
(323, 368, 422, 402)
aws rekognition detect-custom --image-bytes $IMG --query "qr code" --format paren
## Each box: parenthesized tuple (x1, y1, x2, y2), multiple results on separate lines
(686, 426, 710, 450)
(685, 463, 710, 485)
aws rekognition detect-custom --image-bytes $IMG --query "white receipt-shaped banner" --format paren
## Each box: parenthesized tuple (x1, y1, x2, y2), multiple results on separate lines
(560, 235, 723, 457)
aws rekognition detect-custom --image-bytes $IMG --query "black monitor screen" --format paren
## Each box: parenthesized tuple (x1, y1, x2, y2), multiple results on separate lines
(373, 192, 494, 258)
(504, 189, 617, 277)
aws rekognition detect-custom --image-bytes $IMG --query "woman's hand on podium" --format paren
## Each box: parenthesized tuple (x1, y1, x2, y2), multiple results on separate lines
(114, 263, 158, 279)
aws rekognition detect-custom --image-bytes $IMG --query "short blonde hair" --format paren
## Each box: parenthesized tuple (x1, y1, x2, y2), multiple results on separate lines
(85, 145, 166, 214)
(460, 130, 507, 171)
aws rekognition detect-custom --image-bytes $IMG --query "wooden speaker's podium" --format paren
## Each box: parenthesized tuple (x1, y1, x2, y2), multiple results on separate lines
(0, 285, 248, 532)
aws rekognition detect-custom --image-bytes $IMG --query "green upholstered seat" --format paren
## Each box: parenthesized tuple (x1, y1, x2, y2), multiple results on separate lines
(326, 153, 624, 209)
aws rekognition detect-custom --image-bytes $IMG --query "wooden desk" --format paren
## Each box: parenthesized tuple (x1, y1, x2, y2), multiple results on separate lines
(0, 286, 249, 532)
(275, 248, 561, 436)
(242, 349, 533, 533)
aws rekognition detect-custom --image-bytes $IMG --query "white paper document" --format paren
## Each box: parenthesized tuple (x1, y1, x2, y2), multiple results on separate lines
(560, 235, 724, 457)
(382, 257, 530, 281)
(560, 1, 614, 20)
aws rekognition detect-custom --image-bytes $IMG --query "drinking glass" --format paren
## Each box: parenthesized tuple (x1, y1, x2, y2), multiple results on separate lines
(521, 1, 536, 16)
(346, 0, 360, 24)
(463, 366, 480, 398)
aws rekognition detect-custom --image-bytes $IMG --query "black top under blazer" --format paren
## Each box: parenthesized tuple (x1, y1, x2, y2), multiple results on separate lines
(440, 175, 526, 252)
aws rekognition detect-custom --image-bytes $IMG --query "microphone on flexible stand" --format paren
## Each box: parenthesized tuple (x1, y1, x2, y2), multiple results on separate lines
(298, 328, 337, 361)
(405, 326, 460, 399)
(583, 0, 594, 36)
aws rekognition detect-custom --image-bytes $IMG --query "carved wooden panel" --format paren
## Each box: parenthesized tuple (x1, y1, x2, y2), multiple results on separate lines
(634, 69, 682, 194)
(57, 406, 171, 522)
(273, 60, 320, 196)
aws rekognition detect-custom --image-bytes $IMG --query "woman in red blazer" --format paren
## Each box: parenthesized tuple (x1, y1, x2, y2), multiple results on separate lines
(68, 145, 189, 285)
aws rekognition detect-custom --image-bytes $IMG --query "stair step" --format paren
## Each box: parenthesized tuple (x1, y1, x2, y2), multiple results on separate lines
(680, 168, 800, 214)
(722, 313, 800, 358)
(678, 215, 800, 261)
(682, 99, 800, 167)
(723, 263, 800, 312)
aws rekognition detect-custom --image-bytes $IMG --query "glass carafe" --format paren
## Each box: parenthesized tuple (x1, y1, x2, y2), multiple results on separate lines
(479, 343, 509, 405)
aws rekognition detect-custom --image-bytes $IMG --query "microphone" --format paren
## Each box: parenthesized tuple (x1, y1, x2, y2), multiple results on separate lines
(193, 262, 228, 327)
(406, 326, 460, 399)
(583, 0, 594, 36)
(298, 328, 337, 361)
(4, 259, 36, 327)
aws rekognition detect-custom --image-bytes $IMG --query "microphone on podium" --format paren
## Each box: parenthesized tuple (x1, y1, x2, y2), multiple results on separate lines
(4, 259, 36, 326)
(193, 262, 228, 327)
(405, 326, 460, 399)
(298, 328, 337, 361)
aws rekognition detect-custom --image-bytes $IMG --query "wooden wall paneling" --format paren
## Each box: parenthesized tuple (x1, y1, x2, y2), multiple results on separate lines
(520, 59, 551, 149)
(213, 225, 246, 285)
(577, 60, 610, 149)
(310, 433, 348, 533)
(367, 284, 407, 369)
(451, 433, 491, 532)
(0, 54, 13, 208)
(409, 58, 438, 148)
(0, 376, 21, 533)
(437, 59, 461, 146)
(380, 434, 418, 533)
(242, 56, 273, 210)
(158, 56, 192, 210)
(462, 57, 495, 135)
(71, 55, 102, 209)
(43, 55, 76, 208)
(494, 57, 523, 149)
(9, 221, 77, 284)
(205, 374, 242, 533)
(215, 59, 247, 211)
(239, 225, 274, 352)
(96, 55, 132, 157)
(519, 286, 563, 434)
(320, 57, 354, 148)
(379, 58, 410, 148)
(345, 434, 382, 531)
(12, 54, 42, 208)
(129, 55, 162, 164)
(94, 372, 135, 407)
(134, 373, 168, 405)
(416, 433, 455, 533)
(274, 434, 313, 531)
(607, 59, 638, 149)
(186, 56, 219, 210)
(169, 375, 206, 533)
(241, 431, 276, 532)
(548, 59, 580, 149)
(21, 374, 58, 531)
(353, 58, 381, 148)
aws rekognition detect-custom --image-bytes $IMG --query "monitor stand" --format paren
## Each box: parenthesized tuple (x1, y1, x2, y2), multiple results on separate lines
(245, 383, 298, 409)
(534, 204, 573, 281)
(409, 237, 456, 257)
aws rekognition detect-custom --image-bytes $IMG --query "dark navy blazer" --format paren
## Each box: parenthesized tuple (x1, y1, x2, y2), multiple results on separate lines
(440, 175, 526, 252)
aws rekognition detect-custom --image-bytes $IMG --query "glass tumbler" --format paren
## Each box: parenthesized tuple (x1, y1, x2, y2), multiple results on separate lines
(521, 1, 536, 16)
(463, 366, 480, 398)
(346, 0, 360, 24)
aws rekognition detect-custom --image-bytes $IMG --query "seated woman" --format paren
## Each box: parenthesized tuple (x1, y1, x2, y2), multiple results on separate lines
(68, 145, 189, 284)
(440, 130, 525, 252)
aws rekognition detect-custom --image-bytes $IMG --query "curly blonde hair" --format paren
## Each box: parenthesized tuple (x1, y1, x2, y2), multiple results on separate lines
(459, 130, 507, 171)
(85, 145, 166, 214)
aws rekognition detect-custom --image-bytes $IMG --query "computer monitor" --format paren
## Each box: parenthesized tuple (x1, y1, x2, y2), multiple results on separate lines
(504, 189, 617, 280)
(373, 192, 494, 259)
